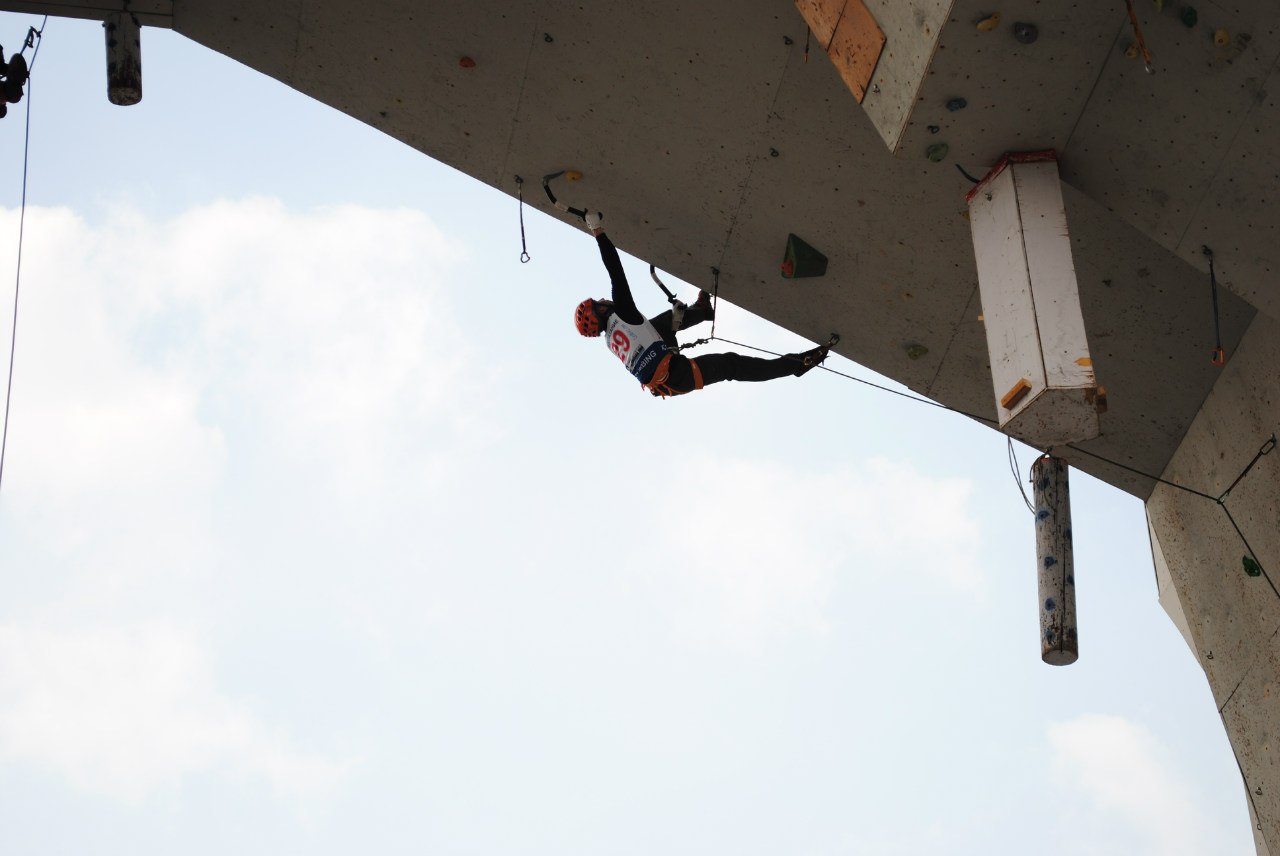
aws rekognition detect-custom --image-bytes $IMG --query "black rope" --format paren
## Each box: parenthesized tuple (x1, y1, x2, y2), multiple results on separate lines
(1062, 442, 1218, 502)
(1067, 434, 1276, 578)
(514, 175, 530, 263)
(1205, 246, 1224, 367)
(1219, 434, 1275, 502)
(1008, 436, 1035, 514)
(709, 266, 719, 341)
(707, 333, 997, 423)
(955, 163, 982, 184)
(0, 17, 45, 499)
(1223, 504, 1278, 598)
(708, 321, 1274, 577)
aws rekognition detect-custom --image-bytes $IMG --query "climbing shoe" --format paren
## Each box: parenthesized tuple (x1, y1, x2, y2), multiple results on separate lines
(3, 52, 27, 104)
(692, 290, 714, 318)
(793, 333, 839, 376)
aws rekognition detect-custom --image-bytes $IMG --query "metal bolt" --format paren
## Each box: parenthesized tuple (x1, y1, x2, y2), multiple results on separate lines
(1013, 22, 1039, 44)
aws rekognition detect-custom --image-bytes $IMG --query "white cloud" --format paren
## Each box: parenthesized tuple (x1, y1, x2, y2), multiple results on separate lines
(653, 455, 983, 648)
(0, 620, 347, 804)
(1048, 714, 1218, 856)
(0, 200, 473, 806)
(0, 201, 488, 567)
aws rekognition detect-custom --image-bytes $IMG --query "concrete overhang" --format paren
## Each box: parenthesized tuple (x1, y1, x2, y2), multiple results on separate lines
(4, 0, 1275, 501)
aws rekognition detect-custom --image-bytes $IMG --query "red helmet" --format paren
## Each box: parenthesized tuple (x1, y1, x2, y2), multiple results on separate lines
(575, 298, 602, 337)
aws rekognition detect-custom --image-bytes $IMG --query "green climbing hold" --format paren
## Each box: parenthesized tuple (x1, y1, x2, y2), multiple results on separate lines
(1180, 6, 1197, 27)
(906, 343, 929, 360)
(926, 143, 949, 163)
(781, 234, 828, 279)
(1243, 555, 1262, 577)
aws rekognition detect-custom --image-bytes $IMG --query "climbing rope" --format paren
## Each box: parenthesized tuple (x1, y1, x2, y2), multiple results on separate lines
(1066, 434, 1276, 584)
(1008, 436, 1036, 514)
(707, 332, 992, 417)
(708, 266, 720, 341)
(514, 175, 531, 263)
(712, 316, 1274, 582)
(0, 18, 45, 499)
(1124, 0, 1154, 73)
(1204, 246, 1224, 366)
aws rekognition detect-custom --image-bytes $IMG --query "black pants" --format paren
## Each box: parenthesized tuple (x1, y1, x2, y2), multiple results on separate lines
(648, 303, 803, 394)
(663, 351, 800, 393)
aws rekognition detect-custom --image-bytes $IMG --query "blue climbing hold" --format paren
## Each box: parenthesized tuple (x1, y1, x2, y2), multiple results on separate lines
(1044, 597, 1056, 612)
(1044, 556, 1057, 568)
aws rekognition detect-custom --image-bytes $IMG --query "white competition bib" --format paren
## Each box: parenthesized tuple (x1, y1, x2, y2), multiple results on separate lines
(604, 315, 668, 384)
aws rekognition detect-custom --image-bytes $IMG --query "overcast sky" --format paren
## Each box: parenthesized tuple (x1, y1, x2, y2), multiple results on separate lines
(0, 13, 1256, 856)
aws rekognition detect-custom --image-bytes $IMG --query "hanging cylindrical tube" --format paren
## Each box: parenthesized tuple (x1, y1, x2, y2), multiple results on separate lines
(104, 12, 142, 106)
(1033, 455, 1078, 665)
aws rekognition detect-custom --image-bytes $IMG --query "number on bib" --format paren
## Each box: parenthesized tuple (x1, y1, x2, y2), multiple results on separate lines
(610, 330, 631, 362)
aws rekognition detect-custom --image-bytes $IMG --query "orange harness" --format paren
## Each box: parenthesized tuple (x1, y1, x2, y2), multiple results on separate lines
(642, 352, 704, 398)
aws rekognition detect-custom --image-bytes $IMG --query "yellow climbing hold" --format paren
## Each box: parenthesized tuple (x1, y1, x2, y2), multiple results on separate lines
(1075, 357, 1093, 367)
(976, 12, 1001, 32)
(1124, 42, 1139, 59)
(1214, 28, 1229, 47)
(565, 170, 583, 181)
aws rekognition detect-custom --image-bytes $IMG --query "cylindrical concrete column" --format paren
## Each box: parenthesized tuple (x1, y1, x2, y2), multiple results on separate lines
(104, 13, 141, 106)
(1033, 455, 1078, 665)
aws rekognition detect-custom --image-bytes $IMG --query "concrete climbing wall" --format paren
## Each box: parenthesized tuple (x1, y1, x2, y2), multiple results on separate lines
(857, 0, 951, 151)
(1147, 310, 1280, 853)
(1062, 1, 1280, 321)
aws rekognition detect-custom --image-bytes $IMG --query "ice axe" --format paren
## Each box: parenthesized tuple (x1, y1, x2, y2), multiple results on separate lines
(541, 169, 588, 220)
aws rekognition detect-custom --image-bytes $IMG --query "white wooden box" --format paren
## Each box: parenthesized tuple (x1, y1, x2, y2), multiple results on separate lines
(967, 152, 1101, 447)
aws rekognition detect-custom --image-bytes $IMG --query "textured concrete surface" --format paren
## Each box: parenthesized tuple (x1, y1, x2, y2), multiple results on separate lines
(1148, 314, 1280, 854)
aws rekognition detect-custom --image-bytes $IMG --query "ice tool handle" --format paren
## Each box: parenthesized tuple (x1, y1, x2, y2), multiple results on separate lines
(542, 171, 588, 220)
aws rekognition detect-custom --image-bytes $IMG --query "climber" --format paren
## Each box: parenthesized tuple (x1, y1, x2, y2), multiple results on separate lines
(574, 211, 835, 397)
